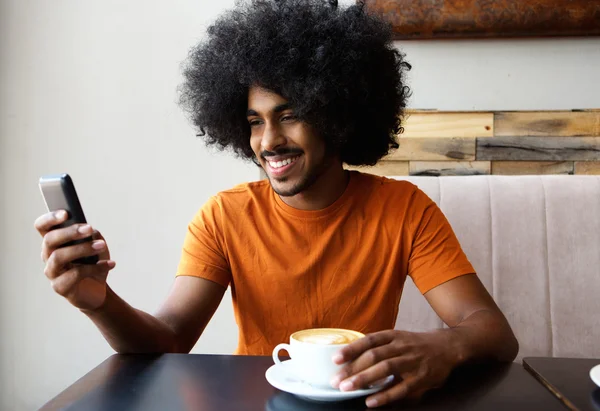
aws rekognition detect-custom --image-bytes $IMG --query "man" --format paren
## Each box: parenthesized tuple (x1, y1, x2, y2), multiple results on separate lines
(34, 0, 518, 407)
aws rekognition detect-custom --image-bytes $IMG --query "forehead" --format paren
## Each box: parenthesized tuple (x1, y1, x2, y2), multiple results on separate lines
(247, 85, 288, 112)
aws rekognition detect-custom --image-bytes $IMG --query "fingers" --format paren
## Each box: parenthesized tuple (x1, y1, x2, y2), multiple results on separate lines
(50, 265, 91, 296)
(333, 330, 395, 364)
(41, 223, 94, 262)
(49, 263, 114, 302)
(332, 345, 414, 391)
(44, 239, 107, 279)
(92, 230, 105, 241)
(97, 259, 116, 270)
(91, 230, 111, 261)
(34, 210, 68, 237)
(348, 344, 401, 380)
(365, 375, 421, 408)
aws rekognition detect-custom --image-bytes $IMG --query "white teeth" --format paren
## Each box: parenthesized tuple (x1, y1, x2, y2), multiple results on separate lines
(268, 156, 299, 169)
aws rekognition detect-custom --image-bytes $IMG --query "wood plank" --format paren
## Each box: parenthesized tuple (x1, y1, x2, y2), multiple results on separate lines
(476, 137, 600, 161)
(400, 113, 493, 138)
(406, 109, 499, 114)
(492, 161, 574, 175)
(495, 112, 600, 137)
(346, 161, 409, 176)
(387, 138, 476, 161)
(575, 162, 600, 175)
(410, 161, 491, 176)
(364, 0, 600, 40)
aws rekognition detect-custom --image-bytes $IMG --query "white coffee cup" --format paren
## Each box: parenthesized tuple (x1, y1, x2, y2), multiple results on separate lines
(272, 328, 365, 388)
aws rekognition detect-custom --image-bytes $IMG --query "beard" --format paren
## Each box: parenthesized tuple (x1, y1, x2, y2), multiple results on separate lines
(267, 155, 333, 197)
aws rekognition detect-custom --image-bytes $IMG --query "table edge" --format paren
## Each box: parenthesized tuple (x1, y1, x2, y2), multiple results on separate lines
(39, 354, 122, 411)
(522, 358, 578, 411)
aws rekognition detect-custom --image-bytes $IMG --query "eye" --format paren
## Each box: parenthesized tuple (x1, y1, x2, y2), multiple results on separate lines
(281, 114, 297, 122)
(248, 119, 263, 127)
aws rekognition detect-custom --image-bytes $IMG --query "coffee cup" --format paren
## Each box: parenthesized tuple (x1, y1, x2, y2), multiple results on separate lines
(272, 328, 364, 388)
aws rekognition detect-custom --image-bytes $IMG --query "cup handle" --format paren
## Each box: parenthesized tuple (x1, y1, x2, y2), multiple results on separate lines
(272, 343, 291, 365)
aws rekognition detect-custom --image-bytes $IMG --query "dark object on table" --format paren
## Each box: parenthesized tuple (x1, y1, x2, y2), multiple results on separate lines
(591, 389, 600, 411)
(524, 356, 600, 411)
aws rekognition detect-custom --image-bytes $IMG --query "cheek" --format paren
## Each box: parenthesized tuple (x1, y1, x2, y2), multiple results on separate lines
(308, 126, 325, 146)
(303, 138, 327, 162)
(250, 135, 261, 155)
(294, 126, 323, 155)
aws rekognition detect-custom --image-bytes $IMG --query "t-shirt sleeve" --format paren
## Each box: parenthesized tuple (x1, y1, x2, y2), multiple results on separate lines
(175, 196, 232, 288)
(407, 188, 475, 295)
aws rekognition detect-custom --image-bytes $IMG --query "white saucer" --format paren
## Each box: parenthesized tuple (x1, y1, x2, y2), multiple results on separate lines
(265, 360, 393, 403)
(591, 364, 600, 387)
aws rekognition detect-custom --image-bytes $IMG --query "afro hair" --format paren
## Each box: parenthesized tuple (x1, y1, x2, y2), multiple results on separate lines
(178, 0, 411, 166)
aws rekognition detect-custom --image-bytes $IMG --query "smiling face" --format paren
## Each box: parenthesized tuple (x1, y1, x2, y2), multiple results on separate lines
(247, 86, 335, 197)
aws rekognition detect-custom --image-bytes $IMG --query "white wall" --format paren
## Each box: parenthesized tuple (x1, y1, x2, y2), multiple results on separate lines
(0, 0, 598, 410)
(399, 38, 600, 110)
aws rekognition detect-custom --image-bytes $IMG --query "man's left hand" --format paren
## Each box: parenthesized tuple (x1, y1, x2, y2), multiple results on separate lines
(330, 329, 460, 408)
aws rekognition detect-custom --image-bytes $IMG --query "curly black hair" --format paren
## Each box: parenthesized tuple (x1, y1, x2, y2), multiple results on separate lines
(178, 0, 411, 166)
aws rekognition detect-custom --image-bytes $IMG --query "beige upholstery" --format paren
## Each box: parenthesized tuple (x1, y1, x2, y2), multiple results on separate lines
(391, 175, 600, 360)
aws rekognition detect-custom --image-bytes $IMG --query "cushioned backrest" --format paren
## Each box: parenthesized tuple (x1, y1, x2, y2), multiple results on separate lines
(391, 175, 600, 359)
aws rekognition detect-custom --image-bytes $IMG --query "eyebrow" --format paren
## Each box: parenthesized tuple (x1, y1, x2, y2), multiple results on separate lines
(246, 103, 292, 117)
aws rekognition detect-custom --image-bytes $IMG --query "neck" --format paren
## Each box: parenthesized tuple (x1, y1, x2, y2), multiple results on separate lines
(279, 161, 349, 211)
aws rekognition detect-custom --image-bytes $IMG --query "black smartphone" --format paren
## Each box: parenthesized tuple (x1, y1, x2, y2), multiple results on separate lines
(38, 173, 99, 265)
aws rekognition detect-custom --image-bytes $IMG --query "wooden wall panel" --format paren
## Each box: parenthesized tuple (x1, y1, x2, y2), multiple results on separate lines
(477, 137, 600, 161)
(575, 162, 600, 175)
(491, 161, 574, 175)
(349, 110, 600, 177)
(495, 112, 600, 137)
(410, 161, 490, 176)
(347, 161, 409, 176)
(401, 113, 493, 138)
(387, 138, 476, 161)
(363, 0, 600, 40)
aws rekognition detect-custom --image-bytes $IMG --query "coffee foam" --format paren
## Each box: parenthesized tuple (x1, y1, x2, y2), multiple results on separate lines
(293, 328, 364, 345)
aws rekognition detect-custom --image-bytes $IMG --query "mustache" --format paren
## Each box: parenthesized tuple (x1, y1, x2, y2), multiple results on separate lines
(261, 148, 303, 159)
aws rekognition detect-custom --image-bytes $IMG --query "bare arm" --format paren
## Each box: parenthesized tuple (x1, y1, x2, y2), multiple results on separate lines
(35, 210, 227, 354)
(423, 273, 518, 364)
(82, 276, 226, 354)
(333, 274, 518, 408)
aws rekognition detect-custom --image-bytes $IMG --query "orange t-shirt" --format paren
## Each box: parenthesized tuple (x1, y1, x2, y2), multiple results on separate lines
(176, 171, 474, 355)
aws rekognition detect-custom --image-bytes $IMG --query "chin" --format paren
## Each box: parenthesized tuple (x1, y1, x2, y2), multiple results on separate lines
(270, 179, 303, 197)
(269, 171, 321, 197)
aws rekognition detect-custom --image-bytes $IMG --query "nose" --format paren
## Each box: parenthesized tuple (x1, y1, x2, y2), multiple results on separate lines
(261, 122, 287, 152)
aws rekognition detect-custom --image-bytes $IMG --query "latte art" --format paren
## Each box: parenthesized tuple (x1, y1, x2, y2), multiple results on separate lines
(292, 328, 364, 345)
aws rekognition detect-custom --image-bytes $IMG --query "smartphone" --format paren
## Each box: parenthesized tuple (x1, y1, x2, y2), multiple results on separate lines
(38, 173, 99, 265)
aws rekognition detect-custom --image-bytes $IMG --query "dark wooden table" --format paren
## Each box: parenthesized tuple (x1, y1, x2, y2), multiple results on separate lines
(41, 354, 566, 411)
(523, 357, 600, 411)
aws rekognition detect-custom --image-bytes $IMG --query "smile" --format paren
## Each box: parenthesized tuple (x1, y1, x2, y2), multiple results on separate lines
(267, 156, 300, 169)
(264, 155, 301, 177)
